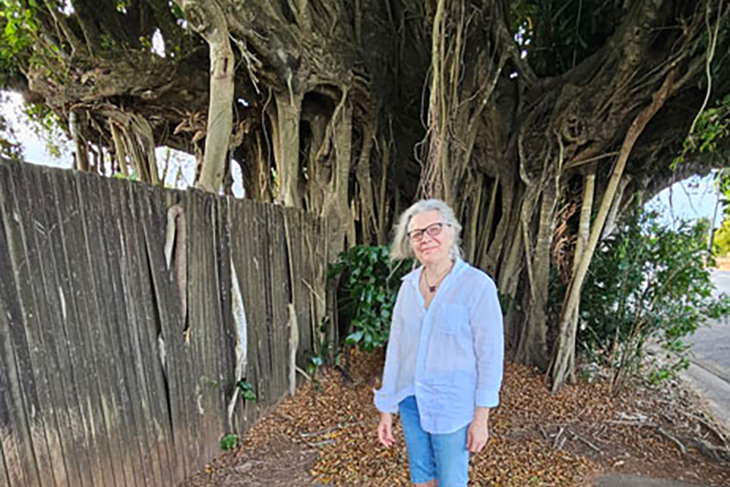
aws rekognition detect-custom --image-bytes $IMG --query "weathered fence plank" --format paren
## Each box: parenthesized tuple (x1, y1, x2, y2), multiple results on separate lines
(0, 218, 32, 487)
(0, 442, 9, 487)
(15, 164, 86, 487)
(228, 199, 260, 427)
(105, 177, 155, 487)
(0, 158, 330, 487)
(131, 185, 177, 485)
(139, 189, 192, 482)
(55, 170, 121, 487)
(0, 159, 66, 487)
(41, 168, 107, 487)
(118, 181, 169, 487)
(79, 174, 138, 487)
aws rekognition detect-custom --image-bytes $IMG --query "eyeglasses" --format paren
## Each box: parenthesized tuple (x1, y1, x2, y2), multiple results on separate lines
(407, 222, 448, 243)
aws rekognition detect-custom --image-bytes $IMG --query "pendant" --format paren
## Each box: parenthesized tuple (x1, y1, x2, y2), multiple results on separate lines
(429, 285, 436, 293)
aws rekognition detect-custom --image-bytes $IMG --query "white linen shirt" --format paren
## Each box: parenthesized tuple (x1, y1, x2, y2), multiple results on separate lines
(374, 258, 504, 434)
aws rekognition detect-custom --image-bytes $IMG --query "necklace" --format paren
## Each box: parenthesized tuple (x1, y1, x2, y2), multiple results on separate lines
(423, 266, 450, 293)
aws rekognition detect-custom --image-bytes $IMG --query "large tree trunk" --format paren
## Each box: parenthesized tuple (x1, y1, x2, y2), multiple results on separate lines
(181, 0, 235, 193)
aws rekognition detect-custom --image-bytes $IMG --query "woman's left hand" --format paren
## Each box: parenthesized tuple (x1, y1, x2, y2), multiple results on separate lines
(467, 417, 489, 453)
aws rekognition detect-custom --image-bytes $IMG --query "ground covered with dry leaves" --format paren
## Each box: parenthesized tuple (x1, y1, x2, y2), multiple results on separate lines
(179, 349, 730, 487)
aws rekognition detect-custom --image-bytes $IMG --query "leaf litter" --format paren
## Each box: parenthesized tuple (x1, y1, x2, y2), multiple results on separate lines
(178, 349, 730, 486)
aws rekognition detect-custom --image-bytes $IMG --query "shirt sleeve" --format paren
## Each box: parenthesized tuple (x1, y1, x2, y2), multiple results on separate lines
(469, 277, 504, 408)
(374, 285, 405, 414)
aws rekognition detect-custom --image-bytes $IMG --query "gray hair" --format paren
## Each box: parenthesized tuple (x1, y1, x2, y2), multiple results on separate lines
(390, 199, 463, 261)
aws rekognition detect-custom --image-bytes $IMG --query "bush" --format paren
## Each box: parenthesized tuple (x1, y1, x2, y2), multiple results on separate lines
(328, 246, 413, 352)
(579, 207, 730, 388)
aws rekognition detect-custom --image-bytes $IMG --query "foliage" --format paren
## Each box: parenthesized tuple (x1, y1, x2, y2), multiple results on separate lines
(235, 379, 256, 402)
(219, 433, 239, 451)
(579, 206, 730, 389)
(673, 96, 730, 170)
(511, 0, 624, 77)
(688, 96, 730, 154)
(0, 0, 37, 81)
(0, 108, 22, 161)
(711, 168, 730, 256)
(23, 103, 69, 159)
(713, 217, 730, 256)
(328, 246, 412, 352)
(306, 316, 335, 379)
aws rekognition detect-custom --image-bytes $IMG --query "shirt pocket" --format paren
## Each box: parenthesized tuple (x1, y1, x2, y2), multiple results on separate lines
(437, 303, 469, 335)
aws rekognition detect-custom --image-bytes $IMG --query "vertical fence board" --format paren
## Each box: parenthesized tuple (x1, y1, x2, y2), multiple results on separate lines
(56, 170, 122, 487)
(84, 177, 136, 487)
(32, 168, 97, 487)
(267, 206, 290, 399)
(187, 189, 233, 467)
(0, 226, 29, 487)
(131, 185, 176, 484)
(104, 178, 154, 487)
(77, 173, 136, 487)
(259, 204, 276, 407)
(0, 165, 45, 487)
(0, 443, 9, 487)
(40, 169, 109, 487)
(229, 200, 263, 427)
(138, 190, 191, 483)
(118, 181, 169, 487)
(0, 334, 26, 487)
(283, 209, 307, 375)
(0, 163, 67, 487)
(13, 165, 85, 487)
(216, 198, 234, 431)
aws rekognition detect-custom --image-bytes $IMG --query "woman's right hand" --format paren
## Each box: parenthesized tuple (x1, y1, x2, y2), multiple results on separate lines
(377, 413, 395, 447)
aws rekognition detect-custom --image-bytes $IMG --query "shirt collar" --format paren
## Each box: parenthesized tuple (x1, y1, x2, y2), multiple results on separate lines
(402, 257, 467, 285)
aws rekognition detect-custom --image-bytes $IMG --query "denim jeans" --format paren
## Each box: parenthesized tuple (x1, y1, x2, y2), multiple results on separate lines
(398, 396, 470, 486)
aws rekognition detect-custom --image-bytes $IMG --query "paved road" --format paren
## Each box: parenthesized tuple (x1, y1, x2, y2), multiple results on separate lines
(594, 475, 713, 487)
(680, 270, 730, 431)
(689, 270, 730, 381)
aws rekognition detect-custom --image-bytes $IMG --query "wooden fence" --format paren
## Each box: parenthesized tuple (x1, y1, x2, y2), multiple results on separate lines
(0, 158, 333, 487)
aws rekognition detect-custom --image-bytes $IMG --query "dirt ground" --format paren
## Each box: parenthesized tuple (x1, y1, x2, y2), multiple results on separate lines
(178, 349, 730, 487)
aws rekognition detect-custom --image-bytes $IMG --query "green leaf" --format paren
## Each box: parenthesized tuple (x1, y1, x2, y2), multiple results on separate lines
(220, 433, 239, 451)
(236, 379, 257, 402)
(345, 330, 364, 345)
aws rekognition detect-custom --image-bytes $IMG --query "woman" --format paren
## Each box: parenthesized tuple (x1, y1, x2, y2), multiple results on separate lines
(375, 199, 504, 487)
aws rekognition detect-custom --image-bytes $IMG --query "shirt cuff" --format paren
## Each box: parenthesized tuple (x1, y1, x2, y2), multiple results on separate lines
(475, 387, 500, 408)
(374, 389, 399, 414)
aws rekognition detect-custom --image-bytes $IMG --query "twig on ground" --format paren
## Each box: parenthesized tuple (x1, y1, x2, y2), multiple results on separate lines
(657, 427, 687, 455)
(691, 438, 730, 462)
(607, 420, 657, 427)
(300, 421, 366, 438)
(568, 429, 604, 455)
(305, 439, 336, 449)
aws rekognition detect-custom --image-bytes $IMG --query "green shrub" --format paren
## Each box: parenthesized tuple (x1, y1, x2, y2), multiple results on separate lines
(220, 433, 239, 451)
(579, 207, 730, 387)
(328, 246, 413, 352)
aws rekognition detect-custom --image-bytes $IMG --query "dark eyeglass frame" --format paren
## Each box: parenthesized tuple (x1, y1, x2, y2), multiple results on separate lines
(407, 222, 450, 242)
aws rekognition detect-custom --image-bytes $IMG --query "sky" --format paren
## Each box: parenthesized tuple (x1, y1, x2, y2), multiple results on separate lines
(0, 90, 721, 228)
(0, 91, 245, 197)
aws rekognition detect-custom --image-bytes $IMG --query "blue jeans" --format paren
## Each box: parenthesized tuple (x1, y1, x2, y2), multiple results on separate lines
(398, 396, 470, 487)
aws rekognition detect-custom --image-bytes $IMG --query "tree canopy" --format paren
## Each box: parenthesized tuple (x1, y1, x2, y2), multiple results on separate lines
(2, 0, 729, 389)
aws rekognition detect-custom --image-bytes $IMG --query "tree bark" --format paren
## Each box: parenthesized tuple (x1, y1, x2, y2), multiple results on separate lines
(549, 169, 595, 389)
(182, 0, 235, 194)
(549, 71, 677, 389)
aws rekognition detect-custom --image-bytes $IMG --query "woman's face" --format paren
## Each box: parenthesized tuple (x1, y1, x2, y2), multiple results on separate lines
(407, 210, 455, 266)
